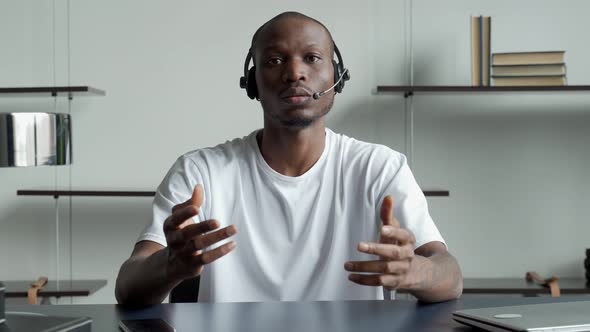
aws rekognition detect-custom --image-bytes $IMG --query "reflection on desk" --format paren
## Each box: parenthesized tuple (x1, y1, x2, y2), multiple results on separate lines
(6, 296, 590, 332)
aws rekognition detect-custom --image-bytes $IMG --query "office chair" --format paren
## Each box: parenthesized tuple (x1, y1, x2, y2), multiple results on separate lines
(169, 276, 200, 303)
(170, 277, 396, 302)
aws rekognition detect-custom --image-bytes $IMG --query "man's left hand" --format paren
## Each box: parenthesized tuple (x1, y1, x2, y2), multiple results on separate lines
(344, 195, 416, 290)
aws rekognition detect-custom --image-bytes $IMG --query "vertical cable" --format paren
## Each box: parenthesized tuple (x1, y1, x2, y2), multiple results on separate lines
(67, 0, 74, 304)
(52, 0, 58, 183)
(408, 0, 414, 86)
(408, 0, 414, 167)
(403, 0, 415, 167)
(52, 0, 56, 88)
(67, 0, 71, 87)
(403, 0, 409, 162)
(51, 1, 61, 304)
(54, 196, 60, 300)
(368, 1, 378, 143)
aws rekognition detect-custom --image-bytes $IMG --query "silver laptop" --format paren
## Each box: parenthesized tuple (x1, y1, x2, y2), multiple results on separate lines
(453, 300, 590, 332)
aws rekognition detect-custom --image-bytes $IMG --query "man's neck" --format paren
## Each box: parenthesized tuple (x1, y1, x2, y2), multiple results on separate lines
(257, 121, 326, 177)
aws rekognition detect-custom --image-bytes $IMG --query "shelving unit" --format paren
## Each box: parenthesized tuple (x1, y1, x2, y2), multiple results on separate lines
(420, 190, 449, 197)
(2, 85, 107, 300)
(4, 279, 107, 299)
(397, 278, 590, 296)
(378, 0, 590, 202)
(17, 190, 155, 197)
(375, 85, 590, 196)
(0, 86, 105, 98)
(377, 85, 590, 97)
(16, 189, 451, 198)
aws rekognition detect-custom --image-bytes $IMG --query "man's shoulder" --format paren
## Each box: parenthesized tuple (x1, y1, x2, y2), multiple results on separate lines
(179, 131, 256, 165)
(328, 129, 406, 167)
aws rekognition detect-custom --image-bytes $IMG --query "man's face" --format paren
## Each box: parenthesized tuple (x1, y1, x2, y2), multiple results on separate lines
(254, 17, 335, 128)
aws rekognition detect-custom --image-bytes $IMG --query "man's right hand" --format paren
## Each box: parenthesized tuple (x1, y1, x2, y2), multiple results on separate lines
(163, 184, 237, 281)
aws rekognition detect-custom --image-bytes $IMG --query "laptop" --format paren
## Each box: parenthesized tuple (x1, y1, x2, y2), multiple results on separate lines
(0, 312, 91, 332)
(453, 300, 590, 332)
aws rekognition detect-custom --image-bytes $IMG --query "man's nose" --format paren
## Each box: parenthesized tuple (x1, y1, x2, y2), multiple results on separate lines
(282, 59, 307, 83)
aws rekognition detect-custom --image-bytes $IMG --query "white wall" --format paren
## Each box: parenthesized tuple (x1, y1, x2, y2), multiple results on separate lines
(1, 0, 589, 304)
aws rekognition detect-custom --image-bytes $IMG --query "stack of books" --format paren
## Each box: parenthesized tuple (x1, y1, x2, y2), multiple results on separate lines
(491, 51, 567, 86)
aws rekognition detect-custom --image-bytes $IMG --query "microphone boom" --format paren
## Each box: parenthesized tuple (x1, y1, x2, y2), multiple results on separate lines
(312, 68, 349, 99)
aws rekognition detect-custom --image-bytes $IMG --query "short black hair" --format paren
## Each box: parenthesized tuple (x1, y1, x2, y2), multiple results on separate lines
(250, 11, 335, 60)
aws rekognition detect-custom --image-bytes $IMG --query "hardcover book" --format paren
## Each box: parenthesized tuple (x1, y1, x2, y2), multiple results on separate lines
(492, 63, 566, 76)
(470, 15, 491, 86)
(492, 75, 567, 86)
(492, 51, 565, 65)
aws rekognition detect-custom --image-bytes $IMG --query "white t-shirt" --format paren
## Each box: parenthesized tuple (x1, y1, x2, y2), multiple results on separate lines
(138, 128, 445, 302)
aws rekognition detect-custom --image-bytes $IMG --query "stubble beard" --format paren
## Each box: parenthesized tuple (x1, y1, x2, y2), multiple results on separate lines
(277, 97, 334, 129)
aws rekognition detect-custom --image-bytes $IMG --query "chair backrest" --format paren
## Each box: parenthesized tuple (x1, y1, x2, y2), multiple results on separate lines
(169, 276, 200, 303)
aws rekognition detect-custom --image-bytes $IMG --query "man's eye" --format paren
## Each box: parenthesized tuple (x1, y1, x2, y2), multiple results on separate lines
(306, 55, 321, 63)
(267, 58, 283, 65)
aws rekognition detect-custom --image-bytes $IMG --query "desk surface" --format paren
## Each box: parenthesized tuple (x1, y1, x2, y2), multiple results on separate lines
(6, 295, 590, 332)
(3, 280, 107, 298)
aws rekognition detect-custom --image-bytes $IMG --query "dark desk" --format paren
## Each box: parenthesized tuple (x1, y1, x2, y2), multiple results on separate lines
(6, 295, 590, 331)
(3, 280, 107, 298)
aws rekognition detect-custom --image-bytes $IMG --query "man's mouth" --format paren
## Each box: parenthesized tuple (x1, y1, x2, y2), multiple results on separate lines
(282, 95, 311, 104)
(280, 87, 312, 105)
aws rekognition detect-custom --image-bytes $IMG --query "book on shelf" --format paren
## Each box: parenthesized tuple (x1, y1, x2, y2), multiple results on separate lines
(492, 75, 567, 86)
(470, 16, 480, 85)
(492, 63, 566, 76)
(492, 51, 565, 65)
(470, 15, 491, 86)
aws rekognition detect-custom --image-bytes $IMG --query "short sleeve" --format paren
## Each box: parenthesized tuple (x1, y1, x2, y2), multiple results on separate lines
(137, 154, 208, 247)
(376, 152, 446, 250)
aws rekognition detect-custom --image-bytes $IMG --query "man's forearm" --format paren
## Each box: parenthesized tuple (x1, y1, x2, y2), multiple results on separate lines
(115, 248, 182, 306)
(403, 251, 463, 303)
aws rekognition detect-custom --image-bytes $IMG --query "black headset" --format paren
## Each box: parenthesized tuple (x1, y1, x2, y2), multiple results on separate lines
(239, 43, 350, 100)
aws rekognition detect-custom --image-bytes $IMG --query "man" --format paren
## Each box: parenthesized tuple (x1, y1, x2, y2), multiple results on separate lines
(115, 11, 462, 305)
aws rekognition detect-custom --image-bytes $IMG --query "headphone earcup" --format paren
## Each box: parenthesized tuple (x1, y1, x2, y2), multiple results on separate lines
(332, 60, 344, 93)
(246, 67, 258, 100)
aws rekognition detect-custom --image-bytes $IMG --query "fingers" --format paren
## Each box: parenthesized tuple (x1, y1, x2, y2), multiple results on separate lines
(344, 260, 410, 274)
(193, 184, 204, 208)
(380, 195, 400, 228)
(347, 199, 415, 290)
(347, 273, 403, 289)
(164, 205, 199, 232)
(192, 241, 237, 265)
(172, 184, 204, 214)
(167, 221, 238, 279)
(379, 226, 416, 245)
(182, 219, 222, 238)
(190, 225, 237, 251)
(357, 242, 415, 260)
(166, 218, 220, 249)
